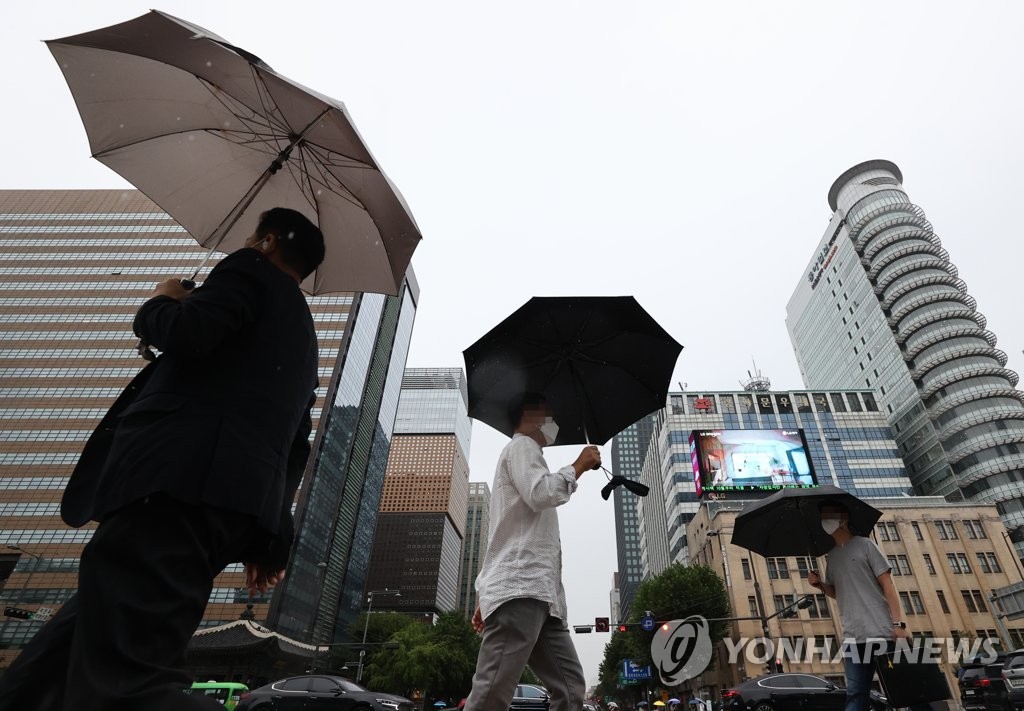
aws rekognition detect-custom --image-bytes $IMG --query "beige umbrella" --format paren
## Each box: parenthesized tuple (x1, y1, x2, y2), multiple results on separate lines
(46, 10, 421, 296)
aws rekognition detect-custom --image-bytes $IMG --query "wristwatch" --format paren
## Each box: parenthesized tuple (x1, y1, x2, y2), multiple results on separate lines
(892, 621, 906, 629)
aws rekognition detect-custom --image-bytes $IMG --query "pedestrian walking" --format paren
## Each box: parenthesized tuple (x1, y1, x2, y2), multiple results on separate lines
(807, 500, 931, 711)
(464, 393, 600, 711)
(0, 208, 324, 711)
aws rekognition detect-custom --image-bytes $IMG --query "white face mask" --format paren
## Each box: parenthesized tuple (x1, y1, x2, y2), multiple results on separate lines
(538, 418, 559, 446)
(822, 518, 842, 535)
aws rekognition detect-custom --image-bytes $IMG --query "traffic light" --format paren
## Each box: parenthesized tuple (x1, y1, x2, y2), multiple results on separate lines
(3, 607, 34, 620)
(617, 623, 628, 633)
(595, 617, 610, 632)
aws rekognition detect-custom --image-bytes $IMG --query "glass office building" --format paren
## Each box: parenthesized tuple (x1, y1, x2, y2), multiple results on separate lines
(364, 368, 471, 618)
(610, 413, 656, 621)
(0, 190, 417, 662)
(629, 389, 912, 574)
(458, 482, 490, 619)
(787, 160, 1024, 556)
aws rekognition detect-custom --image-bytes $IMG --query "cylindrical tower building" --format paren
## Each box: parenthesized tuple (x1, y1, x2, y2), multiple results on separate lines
(829, 160, 1024, 551)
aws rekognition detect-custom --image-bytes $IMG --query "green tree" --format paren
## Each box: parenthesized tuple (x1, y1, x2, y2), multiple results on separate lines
(598, 563, 731, 692)
(328, 612, 419, 673)
(596, 628, 642, 698)
(364, 612, 480, 703)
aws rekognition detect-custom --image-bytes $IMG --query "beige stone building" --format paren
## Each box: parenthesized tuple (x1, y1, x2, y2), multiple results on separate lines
(685, 497, 1024, 697)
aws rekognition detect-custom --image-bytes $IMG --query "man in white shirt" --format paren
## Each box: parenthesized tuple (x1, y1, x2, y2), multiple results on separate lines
(466, 393, 601, 711)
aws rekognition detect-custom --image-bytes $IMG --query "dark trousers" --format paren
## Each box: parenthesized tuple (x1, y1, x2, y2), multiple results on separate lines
(0, 496, 261, 711)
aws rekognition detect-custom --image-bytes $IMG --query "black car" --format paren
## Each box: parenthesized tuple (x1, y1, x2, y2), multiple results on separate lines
(960, 662, 1009, 711)
(236, 675, 414, 711)
(1002, 649, 1024, 711)
(722, 673, 888, 711)
(511, 684, 550, 711)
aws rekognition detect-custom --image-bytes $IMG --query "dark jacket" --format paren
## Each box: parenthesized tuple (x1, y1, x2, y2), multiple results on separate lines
(61, 248, 318, 568)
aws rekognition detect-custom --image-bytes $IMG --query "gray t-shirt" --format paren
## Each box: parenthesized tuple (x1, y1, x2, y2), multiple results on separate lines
(822, 535, 893, 642)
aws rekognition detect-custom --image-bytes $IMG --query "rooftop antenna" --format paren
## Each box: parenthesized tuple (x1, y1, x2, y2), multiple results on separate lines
(740, 358, 771, 392)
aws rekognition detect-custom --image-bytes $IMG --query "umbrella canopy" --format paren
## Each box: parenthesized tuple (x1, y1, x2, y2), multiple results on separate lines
(730, 485, 883, 557)
(653, 702, 666, 707)
(668, 700, 680, 705)
(463, 296, 682, 445)
(47, 10, 421, 296)
(433, 702, 447, 707)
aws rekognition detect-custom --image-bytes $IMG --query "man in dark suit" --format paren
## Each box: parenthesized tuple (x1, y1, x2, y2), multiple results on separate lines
(0, 208, 325, 711)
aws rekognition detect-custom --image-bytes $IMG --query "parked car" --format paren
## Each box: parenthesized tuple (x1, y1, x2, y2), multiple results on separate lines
(721, 672, 889, 711)
(185, 681, 249, 709)
(1003, 648, 1024, 711)
(511, 684, 550, 711)
(235, 675, 414, 711)
(960, 662, 1008, 711)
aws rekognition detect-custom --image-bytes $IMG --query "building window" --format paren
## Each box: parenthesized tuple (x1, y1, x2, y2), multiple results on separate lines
(796, 557, 812, 578)
(936, 590, 950, 614)
(948, 553, 974, 574)
(962, 589, 987, 613)
(773, 594, 796, 614)
(741, 559, 751, 581)
(878, 522, 900, 541)
(976, 552, 1002, 574)
(767, 558, 790, 580)
(923, 554, 935, 575)
(807, 594, 830, 619)
(964, 520, 987, 539)
(912, 522, 923, 540)
(899, 591, 925, 615)
(748, 596, 759, 617)
(888, 555, 912, 576)
(935, 520, 958, 540)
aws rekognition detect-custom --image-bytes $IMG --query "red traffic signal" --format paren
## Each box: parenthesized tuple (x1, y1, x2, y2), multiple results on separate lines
(595, 617, 610, 632)
(617, 624, 628, 633)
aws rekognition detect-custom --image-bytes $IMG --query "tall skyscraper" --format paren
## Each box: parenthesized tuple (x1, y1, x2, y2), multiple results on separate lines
(787, 160, 1024, 556)
(610, 414, 655, 621)
(631, 388, 911, 576)
(0, 190, 416, 663)
(458, 481, 490, 619)
(364, 368, 471, 616)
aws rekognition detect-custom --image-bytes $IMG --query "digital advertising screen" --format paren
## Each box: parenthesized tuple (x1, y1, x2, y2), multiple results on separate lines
(690, 429, 817, 494)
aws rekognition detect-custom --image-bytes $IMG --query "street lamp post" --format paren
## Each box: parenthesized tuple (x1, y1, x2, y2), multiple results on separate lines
(357, 589, 401, 684)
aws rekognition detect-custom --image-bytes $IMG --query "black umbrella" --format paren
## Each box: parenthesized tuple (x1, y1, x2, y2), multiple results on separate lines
(463, 296, 682, 446)
(730, 485, 883, 557)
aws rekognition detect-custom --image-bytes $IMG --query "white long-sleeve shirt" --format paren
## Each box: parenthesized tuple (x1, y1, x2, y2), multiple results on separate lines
(475, 434, 578, 621)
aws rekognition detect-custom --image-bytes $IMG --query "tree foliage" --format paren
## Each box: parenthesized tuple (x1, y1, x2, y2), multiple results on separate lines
(362, 612, 480, 703)
(598, 563, 731, 693)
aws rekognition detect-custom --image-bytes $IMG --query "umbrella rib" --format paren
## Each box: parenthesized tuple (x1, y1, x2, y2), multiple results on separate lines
(248, 65, 291, 136)
(301, 152, 368, 211)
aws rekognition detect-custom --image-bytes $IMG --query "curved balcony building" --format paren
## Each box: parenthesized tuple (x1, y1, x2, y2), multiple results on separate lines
(788, 160, 1024, 555)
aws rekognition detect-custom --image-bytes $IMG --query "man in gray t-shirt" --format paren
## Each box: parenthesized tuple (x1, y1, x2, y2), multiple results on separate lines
(807, 501, 914, 711)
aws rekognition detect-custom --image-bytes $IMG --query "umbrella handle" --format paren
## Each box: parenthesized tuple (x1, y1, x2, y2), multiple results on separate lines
(134, 278, 195, 360)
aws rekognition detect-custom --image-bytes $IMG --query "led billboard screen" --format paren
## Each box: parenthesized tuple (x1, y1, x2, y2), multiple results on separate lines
(690, 429, 817, 494)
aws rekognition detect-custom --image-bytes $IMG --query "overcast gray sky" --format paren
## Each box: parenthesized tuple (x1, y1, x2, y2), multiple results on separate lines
(5, 0, 1024, 688)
